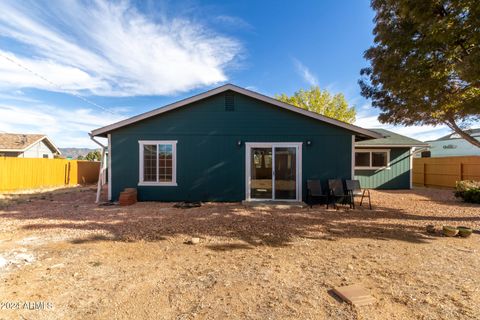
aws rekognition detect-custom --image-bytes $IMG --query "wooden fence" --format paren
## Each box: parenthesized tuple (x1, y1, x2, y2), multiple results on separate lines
(413, 156, 480, 188)
(0, 157, 100, 192)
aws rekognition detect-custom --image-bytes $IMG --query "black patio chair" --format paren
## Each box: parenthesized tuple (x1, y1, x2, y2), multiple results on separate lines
(328, 179, 351, 209)
(306, 180, 330, 208)
(345, 180, 372, 210)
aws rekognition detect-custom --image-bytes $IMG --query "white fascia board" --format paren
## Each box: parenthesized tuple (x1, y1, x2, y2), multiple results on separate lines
(91, 84, 382, 139)
(355, 144, 429, 148)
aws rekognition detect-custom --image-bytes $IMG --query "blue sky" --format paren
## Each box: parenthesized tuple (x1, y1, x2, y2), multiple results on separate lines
(0, 0, 449, 148)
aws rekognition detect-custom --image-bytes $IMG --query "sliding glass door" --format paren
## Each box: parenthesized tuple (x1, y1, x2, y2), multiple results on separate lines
(250, 148, 273, 199)
(247, 143, 301, 201)
(274, 147, 297, 200)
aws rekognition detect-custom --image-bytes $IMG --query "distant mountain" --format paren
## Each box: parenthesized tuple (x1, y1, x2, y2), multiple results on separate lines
(59, 148, 100, 159)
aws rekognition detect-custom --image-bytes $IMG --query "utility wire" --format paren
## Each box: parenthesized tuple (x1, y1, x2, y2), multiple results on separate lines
(0, 52, 119, 116)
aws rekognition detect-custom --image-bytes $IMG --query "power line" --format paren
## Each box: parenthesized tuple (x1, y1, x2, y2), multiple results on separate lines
(0, 52, 119, 116)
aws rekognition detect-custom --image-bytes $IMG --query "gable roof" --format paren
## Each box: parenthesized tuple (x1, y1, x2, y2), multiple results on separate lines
(355, 129, 429, 147)
(433, 128, 480, 141)
(0, 133, 61, 154)
(91, 84, 382, 139)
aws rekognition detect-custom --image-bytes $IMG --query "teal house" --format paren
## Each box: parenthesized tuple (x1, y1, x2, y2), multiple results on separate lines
(355, 129, 428, 189)
(91, 84, 424, 202)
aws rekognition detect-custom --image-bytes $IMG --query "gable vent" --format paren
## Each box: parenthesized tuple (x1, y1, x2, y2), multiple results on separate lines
(225, 91, 235, 111)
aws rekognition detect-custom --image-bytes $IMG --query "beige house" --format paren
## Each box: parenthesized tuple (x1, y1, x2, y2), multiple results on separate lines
(0, 133, 61, 159)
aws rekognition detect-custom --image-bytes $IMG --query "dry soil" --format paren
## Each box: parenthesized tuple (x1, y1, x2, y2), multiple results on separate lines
(0, 187, 479, 320)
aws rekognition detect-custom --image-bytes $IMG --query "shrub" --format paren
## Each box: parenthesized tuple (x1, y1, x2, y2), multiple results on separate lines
(463, 189, 480, 204)
(455, 180, 480, 204)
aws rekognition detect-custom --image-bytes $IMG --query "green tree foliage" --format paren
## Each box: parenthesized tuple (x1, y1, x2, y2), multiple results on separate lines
(360, 0, 480, 148)
(84, 150, 101, 161)
(275, 86, 356, 123)
(77, 155, 84, 160)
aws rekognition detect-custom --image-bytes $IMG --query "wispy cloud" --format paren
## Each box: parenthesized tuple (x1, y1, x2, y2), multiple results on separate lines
(214, 15, 253, 30)
(355, 104, 450, 141)
(0, 0, 242, 96)
(0, 91, 40, 103)
(293, 58, 318, 86)
(0, 103, 126, 147)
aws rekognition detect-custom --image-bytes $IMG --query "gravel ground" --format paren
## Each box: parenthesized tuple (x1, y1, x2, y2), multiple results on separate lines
(0, 187, 478, 319)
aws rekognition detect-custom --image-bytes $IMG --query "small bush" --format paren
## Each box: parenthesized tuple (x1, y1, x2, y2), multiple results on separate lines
(455, 180, 480, 204)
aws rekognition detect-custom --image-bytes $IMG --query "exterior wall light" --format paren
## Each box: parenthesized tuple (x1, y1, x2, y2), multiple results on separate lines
(306, 140, 312, 146)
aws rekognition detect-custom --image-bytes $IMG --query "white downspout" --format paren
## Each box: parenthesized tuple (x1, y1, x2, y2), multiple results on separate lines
(89, 134, 107, 203)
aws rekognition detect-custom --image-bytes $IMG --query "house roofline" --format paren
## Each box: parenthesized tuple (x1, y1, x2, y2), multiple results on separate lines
(90, 84, 383, 139)
(355, 144, 429, 148)
(0, 135, 61, 154)
(42, 136, 62, 155)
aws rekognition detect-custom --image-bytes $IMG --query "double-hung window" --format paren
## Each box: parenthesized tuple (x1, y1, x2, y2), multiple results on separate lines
(139, 140, 177, 186)
(355, 149, 390, 169)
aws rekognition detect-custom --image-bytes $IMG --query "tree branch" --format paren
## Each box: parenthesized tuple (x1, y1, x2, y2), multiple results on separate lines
(444, 118, 480, 148)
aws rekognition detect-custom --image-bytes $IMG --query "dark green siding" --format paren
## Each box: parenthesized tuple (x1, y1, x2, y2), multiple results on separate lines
(354, 147, 411, 189)
(110, 91, 354, 201)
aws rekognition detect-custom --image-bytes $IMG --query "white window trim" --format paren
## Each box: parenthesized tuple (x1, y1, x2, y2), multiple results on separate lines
(138, 140, 178, 186)
(245, 142, 302, 202)
(354, 149, 391, 170)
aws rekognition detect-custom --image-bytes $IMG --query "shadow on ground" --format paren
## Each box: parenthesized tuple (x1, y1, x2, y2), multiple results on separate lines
(0, 186, 95, 206)
(0, 188, 478, 248)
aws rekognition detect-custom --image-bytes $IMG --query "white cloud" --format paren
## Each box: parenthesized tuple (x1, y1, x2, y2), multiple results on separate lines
(293, 58, 318, 86)
(355, 107, 450, 141)
(245, 85, 258, 91)
(0, 50, 108, 92)
(0, 92, 40, 103)
(0, 103, 126, 147)
(0, 0, 242, 96)
(214, 15, 253, 30)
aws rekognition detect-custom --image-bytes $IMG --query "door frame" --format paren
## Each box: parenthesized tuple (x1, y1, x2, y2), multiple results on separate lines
(245, 142, 302, 201)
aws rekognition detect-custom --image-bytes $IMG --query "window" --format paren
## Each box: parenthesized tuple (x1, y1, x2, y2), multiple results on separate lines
(371, 152, 387, 167)
(252, 149, 272, 169)
(42, 154, 49, 158)
(355, 149, 389, 169)
(355, 152, 370, 167)
(139, 141, 177, 186)
(421, 151, 431, 158)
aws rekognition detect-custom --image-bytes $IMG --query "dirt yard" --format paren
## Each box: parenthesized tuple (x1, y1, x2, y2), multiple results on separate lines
(0, 187, 479, 320)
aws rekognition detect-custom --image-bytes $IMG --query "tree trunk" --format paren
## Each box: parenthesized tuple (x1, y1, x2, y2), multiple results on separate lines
(444, 119, 480, 148)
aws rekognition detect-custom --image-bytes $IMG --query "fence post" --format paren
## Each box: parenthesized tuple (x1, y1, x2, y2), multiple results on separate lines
(423, 162, 427, 186)
(459, 163, 463, 181)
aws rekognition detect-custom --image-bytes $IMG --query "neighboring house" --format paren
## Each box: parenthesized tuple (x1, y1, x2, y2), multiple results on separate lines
(91, 84, 421, 202)
(422, 128, 480, 157)
(355, 129, 428, 189)
(0, 133, 61, 159)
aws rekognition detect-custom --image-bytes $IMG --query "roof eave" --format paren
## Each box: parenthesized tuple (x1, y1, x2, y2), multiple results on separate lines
(0, 148, 24, 152)
(90, 84, 383, 139)
(0, 135, 61, 154)
(355, 144, 430, 148)
(41, 136, 62, 155)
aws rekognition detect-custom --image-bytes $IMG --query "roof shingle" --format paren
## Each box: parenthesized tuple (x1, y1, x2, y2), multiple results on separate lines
(434, 128, 480, 141)
(0, 133, 47, 150)
(355, 129, 428, 147)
